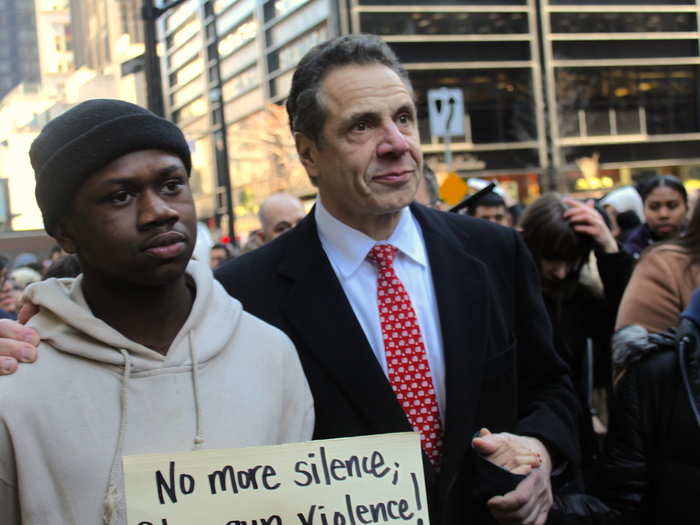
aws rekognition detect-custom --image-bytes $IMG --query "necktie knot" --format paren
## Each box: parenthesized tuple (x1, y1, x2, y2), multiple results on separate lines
(367, 244, 397, 269)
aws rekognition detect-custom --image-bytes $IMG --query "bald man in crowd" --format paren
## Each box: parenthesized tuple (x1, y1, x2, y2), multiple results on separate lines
(241, 193, 306, 254)
(259, 193, 306, 242)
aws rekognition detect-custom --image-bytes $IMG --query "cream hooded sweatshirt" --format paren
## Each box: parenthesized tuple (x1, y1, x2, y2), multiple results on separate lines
(0, 260, 314, 525)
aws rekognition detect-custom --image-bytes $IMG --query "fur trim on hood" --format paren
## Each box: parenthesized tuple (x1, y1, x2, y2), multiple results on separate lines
(612, 324, 676, 370)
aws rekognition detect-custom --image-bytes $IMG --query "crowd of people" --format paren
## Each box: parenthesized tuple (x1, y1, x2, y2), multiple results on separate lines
(0, 34, 698, 525)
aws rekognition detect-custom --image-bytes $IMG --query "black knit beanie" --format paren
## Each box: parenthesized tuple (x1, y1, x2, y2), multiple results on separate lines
(30, 99, 192, 235)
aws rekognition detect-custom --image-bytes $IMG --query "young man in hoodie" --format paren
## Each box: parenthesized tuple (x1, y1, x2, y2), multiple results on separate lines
(0, 99, 314, 525)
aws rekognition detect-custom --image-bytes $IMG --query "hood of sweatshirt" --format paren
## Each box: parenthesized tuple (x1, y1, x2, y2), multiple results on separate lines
(23, 259, 244, 525)
(23, 259, 241, 371)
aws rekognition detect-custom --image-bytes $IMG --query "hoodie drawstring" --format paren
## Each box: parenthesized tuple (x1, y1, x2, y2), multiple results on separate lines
(103, 349, 131, 525)
(190, 331, 205, 450)
(102, 336, 204, 524)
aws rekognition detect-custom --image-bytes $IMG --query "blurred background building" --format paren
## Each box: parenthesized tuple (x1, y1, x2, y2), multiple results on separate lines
(1, 0, 700, 239)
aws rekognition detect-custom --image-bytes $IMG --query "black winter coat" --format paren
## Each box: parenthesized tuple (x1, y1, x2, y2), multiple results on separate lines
(549, 317, 700, 525)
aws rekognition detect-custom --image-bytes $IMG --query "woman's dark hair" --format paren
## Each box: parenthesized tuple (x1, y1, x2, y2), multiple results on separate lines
(638, 174, 687, 204)
(519, 193, 594, 280)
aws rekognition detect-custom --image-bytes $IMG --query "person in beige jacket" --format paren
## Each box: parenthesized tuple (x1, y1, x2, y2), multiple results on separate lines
(617, 201, 700, 333)
(0, 99, 314, 525)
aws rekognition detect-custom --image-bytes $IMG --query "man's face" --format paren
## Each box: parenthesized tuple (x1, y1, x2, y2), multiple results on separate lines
(209, 247, 228, 269)
(296, 63, 422, 232)
(0, 269, 17, 312)
(261, 200, 306, 241)
(644, 186, 688, 240)
(59, 150, 196, 287)
(474, 205, 510, 227)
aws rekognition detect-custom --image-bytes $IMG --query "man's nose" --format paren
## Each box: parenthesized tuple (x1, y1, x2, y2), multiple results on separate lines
(377, 121, 410, 157)
(138, 191, 179, 228)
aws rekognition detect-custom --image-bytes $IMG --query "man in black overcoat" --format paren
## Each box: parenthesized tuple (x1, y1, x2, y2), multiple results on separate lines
(215, 35, 579, 525)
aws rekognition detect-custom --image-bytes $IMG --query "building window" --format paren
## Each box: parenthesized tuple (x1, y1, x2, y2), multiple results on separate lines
(267, 0, 327, 47)
(264, 0, 309, 22)
(270, 24, 326, 73)
(360, 12, 528, 36)
(166, 16, 200, 49)
(172, 97, 207, 124)
(219, 41, 257, 80)
(222, 65, 258, 101)
(550, 12, 696, 33)
(218, 17, 256, 57)
(556, 66, 700, 138)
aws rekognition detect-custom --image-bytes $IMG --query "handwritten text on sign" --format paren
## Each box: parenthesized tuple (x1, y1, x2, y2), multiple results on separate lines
(123, 432, 430, 525)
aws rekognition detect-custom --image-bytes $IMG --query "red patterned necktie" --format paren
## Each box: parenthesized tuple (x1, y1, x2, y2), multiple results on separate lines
(367, 244, 443, 467)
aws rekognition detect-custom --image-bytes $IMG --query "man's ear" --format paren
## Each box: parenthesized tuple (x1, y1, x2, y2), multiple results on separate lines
(53, 219, 78, 255)
(294, 131, 319, 181)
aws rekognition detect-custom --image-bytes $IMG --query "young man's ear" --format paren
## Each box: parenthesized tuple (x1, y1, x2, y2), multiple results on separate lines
(294, 131, 319, 184)
(53, 220, 78, 255)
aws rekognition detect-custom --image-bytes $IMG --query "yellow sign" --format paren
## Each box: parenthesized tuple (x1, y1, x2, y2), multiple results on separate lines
(574, 176, 614, 191)
(439, 172, 468, 206)
(123, 432, 430, 525)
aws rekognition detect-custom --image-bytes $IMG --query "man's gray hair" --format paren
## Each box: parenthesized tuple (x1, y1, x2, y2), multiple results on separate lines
(286, 34, 410, 146)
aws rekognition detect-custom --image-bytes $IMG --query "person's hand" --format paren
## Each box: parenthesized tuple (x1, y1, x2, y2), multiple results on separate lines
(484, 435, 553, 525)
(487, 466, 553, 525)
(0, 303, 40, 375)
(563, 197, 618, 254)
(472, 428, 542, 475)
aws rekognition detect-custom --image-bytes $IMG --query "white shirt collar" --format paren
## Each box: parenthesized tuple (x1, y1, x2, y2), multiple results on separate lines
(315, 198, 427, 279)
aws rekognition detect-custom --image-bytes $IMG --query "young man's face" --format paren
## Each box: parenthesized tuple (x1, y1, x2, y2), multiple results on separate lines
(58, 150, 196, 287)
(209, 247, 228, 269)
(474, 205, 510, 226)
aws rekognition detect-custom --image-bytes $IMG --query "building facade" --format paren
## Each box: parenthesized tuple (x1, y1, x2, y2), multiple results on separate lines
(539, 0, 700, 193)
(0, 0, 41, 98)
(161, 0, 335, 233)
(0, 0, 147, 231)
(158, 0, 700, 232)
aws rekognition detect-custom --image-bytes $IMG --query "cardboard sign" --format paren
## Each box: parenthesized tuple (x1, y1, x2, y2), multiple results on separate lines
(123, 432, 430, 525)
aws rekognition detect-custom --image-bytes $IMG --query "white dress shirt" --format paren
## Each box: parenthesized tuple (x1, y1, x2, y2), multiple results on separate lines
(315, 199, 446, 418)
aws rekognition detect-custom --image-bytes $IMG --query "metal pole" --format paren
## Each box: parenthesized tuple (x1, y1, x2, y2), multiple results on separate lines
(444, 98, 455, 172)
(140, 0, 235, 242)
(141, 0, 189, 116)
(142, 0, 165, 116)
(206, 10, 235, 244)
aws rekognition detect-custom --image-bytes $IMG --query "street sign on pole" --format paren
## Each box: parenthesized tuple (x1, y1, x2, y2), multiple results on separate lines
(427, 88, 464, 173)
(427, 88, 464, 137)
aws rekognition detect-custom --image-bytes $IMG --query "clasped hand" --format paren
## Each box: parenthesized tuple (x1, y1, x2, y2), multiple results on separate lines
(472, 428, 553, 525)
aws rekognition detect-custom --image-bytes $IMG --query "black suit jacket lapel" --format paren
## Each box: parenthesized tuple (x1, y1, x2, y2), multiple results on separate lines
(412, 204, 491, 489)
(277, 211, 411, 435)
